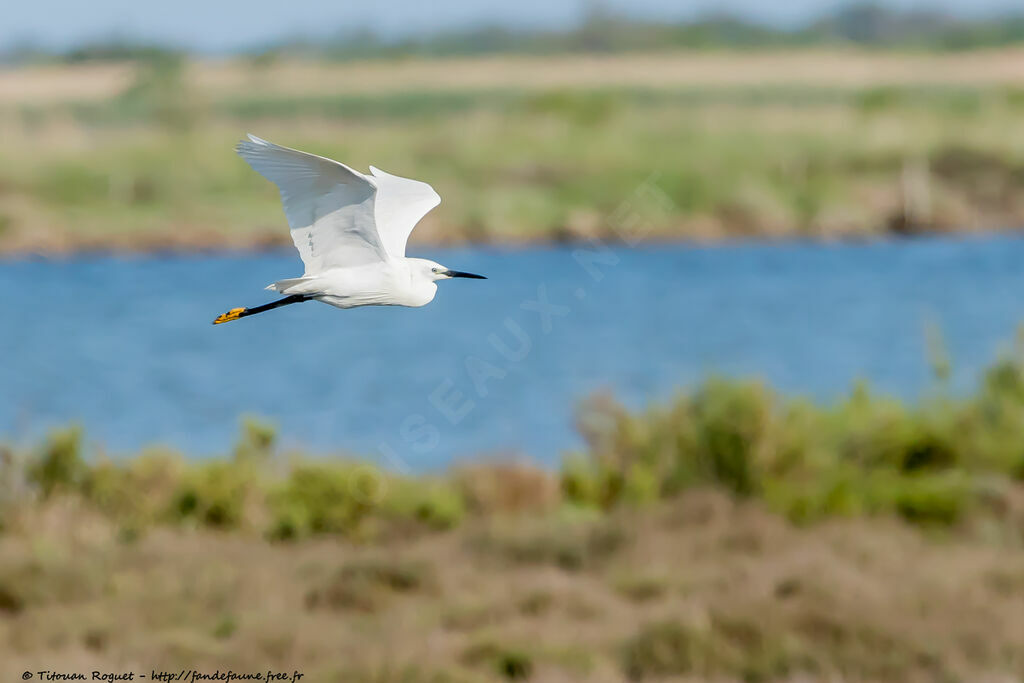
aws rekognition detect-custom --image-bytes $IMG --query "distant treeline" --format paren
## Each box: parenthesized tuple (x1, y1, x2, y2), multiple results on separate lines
(4, 2, 1024, 64)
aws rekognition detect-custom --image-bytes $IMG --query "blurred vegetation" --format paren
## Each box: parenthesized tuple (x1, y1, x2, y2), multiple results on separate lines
(564, 330, 1024, 531)
(8, 76, 1024, 252)
(297, 4, 1024, 59)
(5, 330, 1024, 542)
(5, 339, 1024, 678)
(7, 6, 1024, 678)
(4, 8, 1024, 253)
(5, 3, 1024, 65)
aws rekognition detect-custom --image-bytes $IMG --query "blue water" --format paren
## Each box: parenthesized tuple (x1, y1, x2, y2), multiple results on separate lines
(3, 235, 1024, 470)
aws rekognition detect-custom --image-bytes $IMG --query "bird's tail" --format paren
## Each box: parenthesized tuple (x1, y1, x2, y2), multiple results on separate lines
(212, 295, 309, 325)
(266, 277, 316, 293)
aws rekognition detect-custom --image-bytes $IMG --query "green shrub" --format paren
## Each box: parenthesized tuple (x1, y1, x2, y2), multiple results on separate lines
(83, 447, 184, 528)
(267, 461, 385, 539)
(565, 356, 1024, 530)
(828, 395, 957, 475)
(172, 461, 256, 529)
(382, 478, 465, 530)
(893, 473, 971, 525)
(560, 454, 604, 508)
(27, 426, 87, 497)
(570, 379, 777, 508)
(688, 379, 773, 496)
(622, 463, 659, 505)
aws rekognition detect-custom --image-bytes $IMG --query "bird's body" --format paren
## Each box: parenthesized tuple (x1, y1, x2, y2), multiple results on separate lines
(213, 135, 483, 324)
(268, 259, 440, 309)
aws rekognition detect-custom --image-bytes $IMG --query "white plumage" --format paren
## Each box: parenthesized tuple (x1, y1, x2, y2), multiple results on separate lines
(213, 135, 483, 325)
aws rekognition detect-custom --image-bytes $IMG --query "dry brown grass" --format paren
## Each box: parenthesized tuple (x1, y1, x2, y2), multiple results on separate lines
(456, 462, 561, 516)
(0, 63, 135, 104)
(7, 49, 1024, 105)
(185, 49, 1024, 99)
(3, 491, 1024, 682)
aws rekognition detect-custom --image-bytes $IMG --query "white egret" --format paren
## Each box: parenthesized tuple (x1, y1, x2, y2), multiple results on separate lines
(213, 134, 485, 324)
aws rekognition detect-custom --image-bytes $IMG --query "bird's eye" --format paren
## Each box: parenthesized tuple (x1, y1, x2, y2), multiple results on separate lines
(431, 267, 440, 273)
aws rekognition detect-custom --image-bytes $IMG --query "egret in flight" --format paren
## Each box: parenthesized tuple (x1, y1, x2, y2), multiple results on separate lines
(213, 135, 485, 324)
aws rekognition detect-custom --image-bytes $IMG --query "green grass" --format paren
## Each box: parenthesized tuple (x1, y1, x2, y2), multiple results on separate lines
(6, 76, 1024, 252)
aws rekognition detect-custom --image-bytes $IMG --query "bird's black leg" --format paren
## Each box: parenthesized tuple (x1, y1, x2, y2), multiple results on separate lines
(212, 295, 310, 324)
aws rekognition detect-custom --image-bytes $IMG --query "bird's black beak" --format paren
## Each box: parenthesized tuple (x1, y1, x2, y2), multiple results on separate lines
(444, 270, 487, 279)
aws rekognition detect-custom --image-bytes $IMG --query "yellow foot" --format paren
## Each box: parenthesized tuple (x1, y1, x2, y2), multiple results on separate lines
(213, 307, 246, 325)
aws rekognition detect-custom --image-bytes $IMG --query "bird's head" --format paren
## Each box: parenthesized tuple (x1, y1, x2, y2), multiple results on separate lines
(417, 259, 487, 283)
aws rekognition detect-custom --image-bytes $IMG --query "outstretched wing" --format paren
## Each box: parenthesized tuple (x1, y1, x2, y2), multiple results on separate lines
(237, 134, 387, 274)
(369, 165, 441, 258)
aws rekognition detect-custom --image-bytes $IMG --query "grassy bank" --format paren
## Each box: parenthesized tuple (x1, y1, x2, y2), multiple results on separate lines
(5, 493, 1024, 682)
(5, 337, 1024, 679)
(5, 52, 1024, 254)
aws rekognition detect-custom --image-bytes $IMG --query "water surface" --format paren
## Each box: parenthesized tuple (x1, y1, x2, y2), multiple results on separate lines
(3, 236, 1023, 469)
